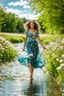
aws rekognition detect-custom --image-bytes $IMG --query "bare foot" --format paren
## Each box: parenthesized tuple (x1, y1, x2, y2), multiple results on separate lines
(30, 76, 33, 85)
(30, 79, 33, 85)
(30, 75, 33, 80)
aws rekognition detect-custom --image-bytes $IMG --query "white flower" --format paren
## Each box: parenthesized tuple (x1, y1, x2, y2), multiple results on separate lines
(52, 53, 55, 56)
(62, 54, 64, 58)
(0, 47, 5, 50)
(62, 38, 64, 44)
(56, 38, 61, 42)
(59, 46, 63, 50)
(53, 47, 56, 50)
(60, 63, 64, 68)
(0, 44, 2, 47)
(49, 42, 55, 46)
(52, 53, 56, 57)
(57, 66, 62, 70)
(0, 36, 6, 41)
(59, 59, 63, 63)
(56, 58, 59, 61)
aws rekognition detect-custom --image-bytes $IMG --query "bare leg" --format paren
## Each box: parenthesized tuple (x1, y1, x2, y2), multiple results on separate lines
(29, 64, 34, 79)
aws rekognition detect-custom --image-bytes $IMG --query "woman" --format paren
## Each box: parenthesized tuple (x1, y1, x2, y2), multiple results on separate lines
(18, 20, 46, 81)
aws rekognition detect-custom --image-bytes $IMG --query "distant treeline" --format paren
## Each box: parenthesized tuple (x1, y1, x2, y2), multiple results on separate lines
(0, 9, 46, 34)
(1, 0, 64, 35)
(0, 9, 28, 33)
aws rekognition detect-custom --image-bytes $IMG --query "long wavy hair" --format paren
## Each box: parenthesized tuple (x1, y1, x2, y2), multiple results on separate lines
(23, 20, 41, 31)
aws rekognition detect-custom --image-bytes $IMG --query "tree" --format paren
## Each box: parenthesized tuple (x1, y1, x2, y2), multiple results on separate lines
(2, 13, 17, 32)
(16, 18, 25, 33)
(0, 9, 5, 31)
(29, 0, 64, 34)
(0, 9, 27, 33)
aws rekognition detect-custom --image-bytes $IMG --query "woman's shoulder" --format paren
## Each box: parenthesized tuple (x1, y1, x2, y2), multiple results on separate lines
(24, 30, 29, 34)
(34, 30, 39, 37)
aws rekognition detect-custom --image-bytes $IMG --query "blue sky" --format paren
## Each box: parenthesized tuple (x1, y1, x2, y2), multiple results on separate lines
(0, 0, 40, 20)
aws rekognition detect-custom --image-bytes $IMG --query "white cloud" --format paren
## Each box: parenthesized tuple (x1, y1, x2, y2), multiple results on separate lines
(7, 0, 41, 19)
(8, 0, 30, 9)
(18, 13, 41, 20)
(24, 9, 27, 12)
(5, 7, 23, 14)
(4, 7, 41, 20)
(23, 5, 30, 9)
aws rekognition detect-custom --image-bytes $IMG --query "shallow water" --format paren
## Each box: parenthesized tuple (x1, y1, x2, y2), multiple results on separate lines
(0, 43, 62, 96)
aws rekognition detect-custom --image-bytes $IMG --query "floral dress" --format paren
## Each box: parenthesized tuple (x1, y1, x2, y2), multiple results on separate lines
(18, 30, 46, 69)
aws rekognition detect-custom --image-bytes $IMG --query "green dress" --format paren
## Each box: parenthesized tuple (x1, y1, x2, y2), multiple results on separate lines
(18, 30, 46, 69)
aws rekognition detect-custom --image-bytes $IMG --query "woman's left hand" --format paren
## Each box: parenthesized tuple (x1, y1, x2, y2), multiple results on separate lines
(42, 46, 46, 50)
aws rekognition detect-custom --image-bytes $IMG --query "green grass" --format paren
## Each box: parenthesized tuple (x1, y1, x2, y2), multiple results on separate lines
(40, 34, 64, 45)
(0, 34, 25, 43)
(0, 33, 64, 44)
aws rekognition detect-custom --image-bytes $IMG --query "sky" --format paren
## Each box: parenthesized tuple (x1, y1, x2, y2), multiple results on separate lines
(0, 0, 40, 20)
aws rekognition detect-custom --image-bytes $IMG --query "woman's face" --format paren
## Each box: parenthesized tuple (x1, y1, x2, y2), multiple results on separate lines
(30, 22, 34, 29)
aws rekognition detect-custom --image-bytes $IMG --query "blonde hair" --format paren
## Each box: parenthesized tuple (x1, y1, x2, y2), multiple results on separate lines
(23, 20, 41, 31)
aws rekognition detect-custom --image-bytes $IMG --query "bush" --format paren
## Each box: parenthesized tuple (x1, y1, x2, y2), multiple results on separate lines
(44, 38, 64, 85)
(40, 34, 64, 45)
(0, 36, 18, 65)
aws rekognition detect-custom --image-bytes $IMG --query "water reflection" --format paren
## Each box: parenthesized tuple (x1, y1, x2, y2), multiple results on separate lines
(24, 78, 47, 96)
(0, 72, 62, 96)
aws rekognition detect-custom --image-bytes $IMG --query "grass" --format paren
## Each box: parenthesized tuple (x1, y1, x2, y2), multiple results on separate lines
(0, 34, 25, 43)
(40, 34, 64, 45)
(0, 33, 64, 44)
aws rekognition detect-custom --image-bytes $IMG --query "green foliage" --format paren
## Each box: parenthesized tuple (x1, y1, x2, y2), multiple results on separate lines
(38, 19, 45, 33)
(0, 36, 18, 65)
(43, 38, 64, 85)
(2, 13, 17, 32)
(0, 34, 25, 43)
(0, 9, 26, 33)
(40, 34, 64, 44)
(29, 0, 64, 34)
(0, 9, 5, 31)
(0, 33, 64, 44)
(16, 18, 25, 33)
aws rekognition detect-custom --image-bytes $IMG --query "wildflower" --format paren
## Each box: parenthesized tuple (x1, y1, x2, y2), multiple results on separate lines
(60, 63, 64, 68)
(57, 66, 62, 70)
(52, 53, 55, 56)
(56, 58, 59, 61)
(62, 54, 64, 58)
(59, 46, 63, 50)
(59, 59, 63, 63)
(62, 38, 64, 44)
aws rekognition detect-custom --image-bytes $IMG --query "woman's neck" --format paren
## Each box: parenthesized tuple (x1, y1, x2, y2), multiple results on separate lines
(30, 28, 34, 30)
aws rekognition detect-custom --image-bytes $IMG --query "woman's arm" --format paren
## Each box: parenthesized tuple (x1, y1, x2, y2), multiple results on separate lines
(22, 35, 28, 51)
(37, 34, 46, 49)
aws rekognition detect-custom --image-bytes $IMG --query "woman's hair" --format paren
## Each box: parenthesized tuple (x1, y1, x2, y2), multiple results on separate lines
(23, 20, 41, 31)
